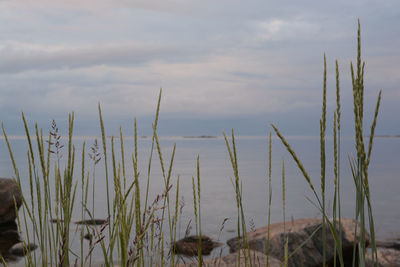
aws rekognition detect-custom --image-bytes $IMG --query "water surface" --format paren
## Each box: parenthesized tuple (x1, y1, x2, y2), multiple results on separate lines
(1, 135, 399, 262)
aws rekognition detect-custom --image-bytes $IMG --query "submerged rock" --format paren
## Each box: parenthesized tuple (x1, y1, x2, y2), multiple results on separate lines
(376, 238, 400, 250)
(227, 218, 368, 267)
(84, 232, 93, 241)
(0, 178, 22, 224)
(75, 219, 107, 226)
(173, 235, 222, 256)
(9, 242, 38, 257)
(50, 219, 64, 223)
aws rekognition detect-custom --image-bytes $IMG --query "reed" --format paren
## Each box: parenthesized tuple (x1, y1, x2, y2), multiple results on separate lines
(171, 175, 180, 266)
(332, 58, 342, 267)
(1, 89, 180, 267)
(272, 20, 380, 267)
(348, 20, 381, 267)
(191, 176, 198, 236)
(196, 156, 203, 266)
(320, 53, 327, 267)
(266, 131, 272, 267)
(2, 113, 80, 267)
(223, 130, 253, 266)
(281, 156, 289, 267)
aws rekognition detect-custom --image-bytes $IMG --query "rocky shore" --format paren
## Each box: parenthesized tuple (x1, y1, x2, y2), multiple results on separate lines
(0, 178, 22, 224)
(0, 178, 37, 262)
(179, 218, 400, 267)
(1, 177, 399, 266)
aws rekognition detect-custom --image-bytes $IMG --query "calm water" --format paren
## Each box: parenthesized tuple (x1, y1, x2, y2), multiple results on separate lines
(1, 135, 399, 261)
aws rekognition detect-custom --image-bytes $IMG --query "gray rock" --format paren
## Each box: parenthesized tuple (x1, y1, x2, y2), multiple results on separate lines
(376, 239, 400, 250)
(75, 219, 107, 226)
(0, 220, 21, 262)
(0, 178, 22, 224)
(227, 218, 368, 267)
(177, 249, 281, 267)
(173, 235, 222, 256)
(9, 242, 38, 257)
(366, 248, 400, 267)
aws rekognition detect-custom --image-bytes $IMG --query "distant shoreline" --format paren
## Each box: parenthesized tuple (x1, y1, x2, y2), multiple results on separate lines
(183, 135, 217, 139)
(1, 134, 399, 140)
(374, 135, 400, 138)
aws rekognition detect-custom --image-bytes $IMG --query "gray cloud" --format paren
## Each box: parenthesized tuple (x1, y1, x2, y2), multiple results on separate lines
(0, 42, 192, 74)
(0, 0, 399, 135)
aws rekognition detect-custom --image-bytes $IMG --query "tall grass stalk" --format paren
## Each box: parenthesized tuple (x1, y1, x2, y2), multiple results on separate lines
(320, 53, 327, 267)
(144, 89, 162, 216)
(0, 89, 180, 267)
(282, 157, 289, 267)
(349, 20, 381, 267)
(266, 131, 272, 267)
(273, 20, 380, 267)
(152, 124, 177, 263)
(271, 124, 322, 208)
(223, 130, 252, 267)
(80, 141, 86, 267)
(192, 176, 198, 236)
(333, 58, 343, 267)
(58, 113, 77, 267)
(142, 90, 163, 267)
(2, 114, 80, 267)
(171, 175, 180, 267)
(196, 156, 203, 266)
(98, 104, 113, 266)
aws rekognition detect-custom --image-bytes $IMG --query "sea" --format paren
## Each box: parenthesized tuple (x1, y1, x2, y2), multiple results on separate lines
(1, 135, 399, 263)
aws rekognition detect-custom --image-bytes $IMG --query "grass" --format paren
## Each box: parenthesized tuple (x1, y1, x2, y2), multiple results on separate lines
(1, 21, 382, 266)
(272, 20, 380, 267)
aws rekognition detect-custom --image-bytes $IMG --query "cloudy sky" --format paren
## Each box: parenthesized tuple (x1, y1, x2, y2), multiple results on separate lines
(0, 0, 399, 136)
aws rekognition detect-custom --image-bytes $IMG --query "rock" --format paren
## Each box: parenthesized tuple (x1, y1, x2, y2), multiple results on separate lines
(366, 248, 400, 267)
(173, 235, 222, 256)
(227, 218, 368, 267)
(177, 249, 281, 267)
(0, 221, 37, 262)
(9, 242, 38, 257)
(0, 221, 20, 241)
(75, 219, 107, 225)
(0, 221, 21, 261)
(0, 178, 22, 224)
(376, 239, 400, 250)
(84, 232, 93, 241)
(50, 218, 64, 224)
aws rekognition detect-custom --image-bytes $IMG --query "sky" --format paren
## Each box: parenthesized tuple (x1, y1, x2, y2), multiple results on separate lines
(0, 0, 399, 136)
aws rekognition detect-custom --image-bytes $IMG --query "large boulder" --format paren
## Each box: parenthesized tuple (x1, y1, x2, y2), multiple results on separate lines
(0, 220, 37, 262)
(366, 248, 400, 267)
(366, 238, 400, 267)
(177, 249, 282, 267)
(0, 220, 21, 262)
(227, 218, 368, 267)
(0, 178, 22, 224)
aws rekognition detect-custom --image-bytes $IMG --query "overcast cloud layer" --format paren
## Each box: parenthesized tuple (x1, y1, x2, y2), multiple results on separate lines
(0, 0, 399, 135)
